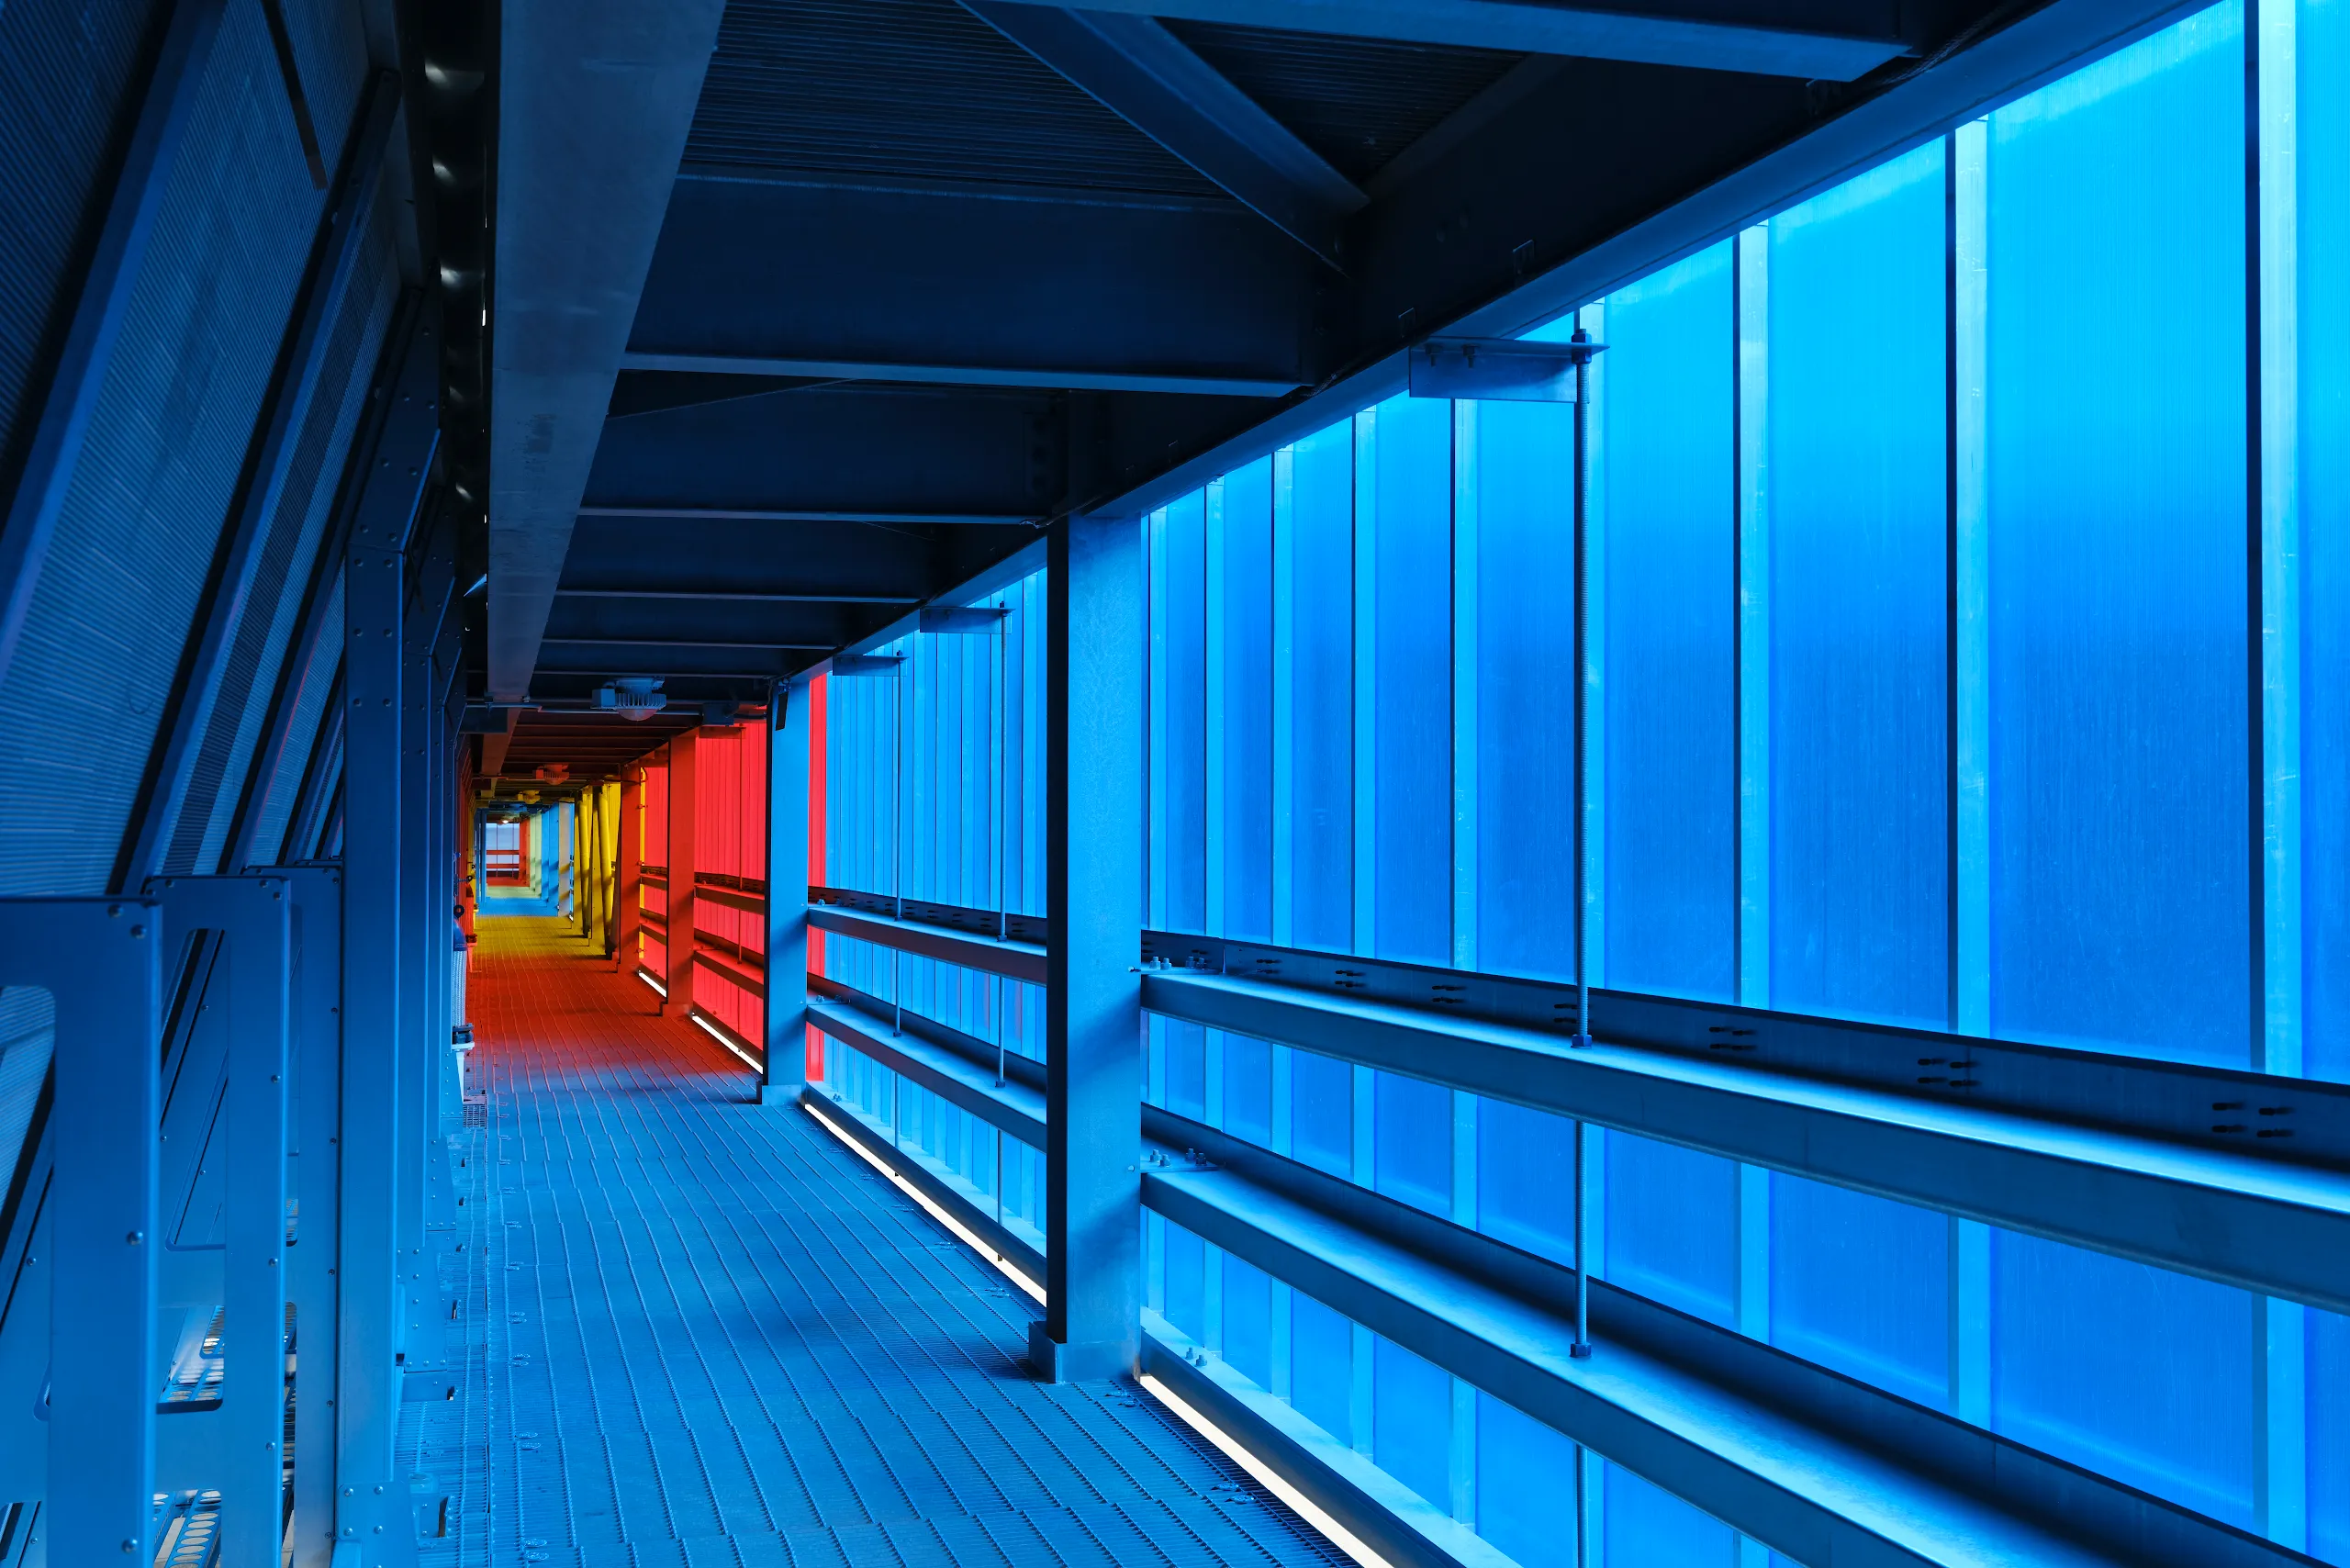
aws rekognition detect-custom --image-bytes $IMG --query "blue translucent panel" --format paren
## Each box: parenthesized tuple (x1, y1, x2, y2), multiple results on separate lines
(1473, 398, 1578, 981)
(1165, 1020, 1207, 1120)
(1164, 1224, 1206, 1343)
(1289, 422, 1356, 950)
(1990, 1230, 2255, 1526)
(1372, 1070, 1450, 1216)
(1368, 395, 1454, 964)
(1225, 1255, 1275, 1390)
(2307, 0, 2350, 1082)
(1292, 1292, 1355, 1445)
(2314, 1308, 2350, 1562)
(1766, 144, 1949, 1027)
(1603, 245, 1736, 1001)
(1292, 1049, 1353, 1177)
(1372, 1335, 1452, 1508)
(1222, 1032, 1273, 1142)
(1604, 1460, 1735, 1567)
(1605, 1132, 1736, 1326)
(1475, 1393, 1578, 1568)
(1768, 1174, 1947, 1407)
(1477, 1099, 1575, 1267)
(1223, 457, 1279, 940)
(1160, 493, 1209, 931)
(1986, 5, 2250, 1063)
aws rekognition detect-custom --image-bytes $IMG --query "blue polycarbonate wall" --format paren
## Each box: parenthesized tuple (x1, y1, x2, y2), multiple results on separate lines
(800, 0, 2350, 1560)
(812, 572, 1051, 1218)
(1125, 3, 2347, 1561)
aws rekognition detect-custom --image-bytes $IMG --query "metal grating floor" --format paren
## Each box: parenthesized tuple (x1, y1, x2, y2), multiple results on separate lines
(418, 918, 1346, 1568)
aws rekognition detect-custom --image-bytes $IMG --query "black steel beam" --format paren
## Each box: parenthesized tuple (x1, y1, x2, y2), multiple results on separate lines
(628, 174, 1320, 396)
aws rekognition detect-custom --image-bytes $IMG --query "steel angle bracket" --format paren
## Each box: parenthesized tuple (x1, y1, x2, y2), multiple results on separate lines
(1407, 335, 1606, 402)
(146, 874, 293, 1568)
(0, 897, 163, 1562)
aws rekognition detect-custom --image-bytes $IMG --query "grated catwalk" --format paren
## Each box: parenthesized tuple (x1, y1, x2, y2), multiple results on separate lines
(412, 916, 1346, 1568)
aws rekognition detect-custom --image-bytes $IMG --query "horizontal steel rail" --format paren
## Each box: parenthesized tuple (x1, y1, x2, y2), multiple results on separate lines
(1142, 1106, 2305, 1568)
(809, 973, 1047, 1092)
(808, 902, 1047, 984)
(1140, 935, 2350, 1315)
(808, 991, 1046, 1146)
(798, 1089, 1044, 1289)
(811, 884, 1051, 946)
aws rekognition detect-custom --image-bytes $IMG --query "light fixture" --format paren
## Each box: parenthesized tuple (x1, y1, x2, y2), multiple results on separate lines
(594, 678, 666, 722)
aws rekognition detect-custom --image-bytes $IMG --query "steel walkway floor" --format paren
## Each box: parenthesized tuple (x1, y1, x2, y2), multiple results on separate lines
(414, 917, 1346, 1568)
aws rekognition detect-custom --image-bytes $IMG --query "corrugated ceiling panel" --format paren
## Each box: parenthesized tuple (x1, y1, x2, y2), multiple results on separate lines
(0, 0, 325, 895)
(1161, 20, 1524, 184)
(686, 0, 1227, 197)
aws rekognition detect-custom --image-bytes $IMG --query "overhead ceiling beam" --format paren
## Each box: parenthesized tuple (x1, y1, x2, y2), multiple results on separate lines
(554, 588, 926, 605)
(539, 637, 834, 651)
(578, 506, 1037, 526)
(488, 0, 727, 700)
(629, 176, 1318, 395)
(620, 349, 1302, 398)
(969, 0, 1913, 80)
(956, 4, 1364, 264)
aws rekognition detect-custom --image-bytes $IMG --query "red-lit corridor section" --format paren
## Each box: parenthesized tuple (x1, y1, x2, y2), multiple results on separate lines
(451, 916, 1340, 1568)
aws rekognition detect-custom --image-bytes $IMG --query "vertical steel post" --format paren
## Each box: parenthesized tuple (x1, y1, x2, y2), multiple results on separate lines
(667, 731, 699, 1016)
(281, 865, 342, 1568)
(1571, 325, 1597, 1361)
(1032, 514, 1143, 1383)
(337, 301, 438, 1558)
(765, 680, 811, 1103)
(618, 772, 642, 971)
(1, 901, 162, 1562)
(147, 877, 293, 1568)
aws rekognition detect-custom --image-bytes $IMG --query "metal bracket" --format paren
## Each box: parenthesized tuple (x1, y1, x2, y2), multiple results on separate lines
(1406, 335, 1607, 402)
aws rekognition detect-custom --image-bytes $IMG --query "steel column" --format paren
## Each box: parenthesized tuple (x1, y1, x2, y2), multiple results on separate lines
(764, 680, 811, 1102)
(336, 301, 438, 1562)
(147, 876, 294, 1568)
(0, 900, 163, 1562)
(667, 730, 699, 1015)
(1031, 514, 1144, 1382)
(279, 866, 343, 1568)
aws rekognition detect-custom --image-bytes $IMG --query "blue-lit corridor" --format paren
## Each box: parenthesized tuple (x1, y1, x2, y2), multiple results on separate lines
(440, 917, 1335, 1568)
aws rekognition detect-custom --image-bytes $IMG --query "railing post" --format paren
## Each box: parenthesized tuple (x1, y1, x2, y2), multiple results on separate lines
(764, 679, 811, 1103)
(666, 730, 699, 1016)
(618, 771, 642, 971)
(1032, 514, 1144, 1382)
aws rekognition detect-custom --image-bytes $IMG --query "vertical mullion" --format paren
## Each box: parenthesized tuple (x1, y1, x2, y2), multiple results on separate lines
(1354, 409, 1378, 958)
(2254, 0, 2308, 1546)
(1949, 118, 1996, 1426)
(1582, 302, 1609, 991)
(1453, 399, 1480, 971)
(1737, 224, 1772, 1012)
(1149, 508, 1170, 931)
(1734, 228, 1774, 1345)
(1272, 448, 1296, 947)
(1207, 480, 1228, 938)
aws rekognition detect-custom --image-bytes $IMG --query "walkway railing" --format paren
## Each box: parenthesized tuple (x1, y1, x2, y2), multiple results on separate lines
(789, 881, 2344, 1568)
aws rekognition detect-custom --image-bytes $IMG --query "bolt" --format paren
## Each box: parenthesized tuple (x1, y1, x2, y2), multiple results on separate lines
(125, 1230, 143, 1246)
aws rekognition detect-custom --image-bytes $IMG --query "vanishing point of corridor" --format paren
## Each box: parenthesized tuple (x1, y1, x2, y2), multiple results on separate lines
(446, 916, 1343, 1568)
